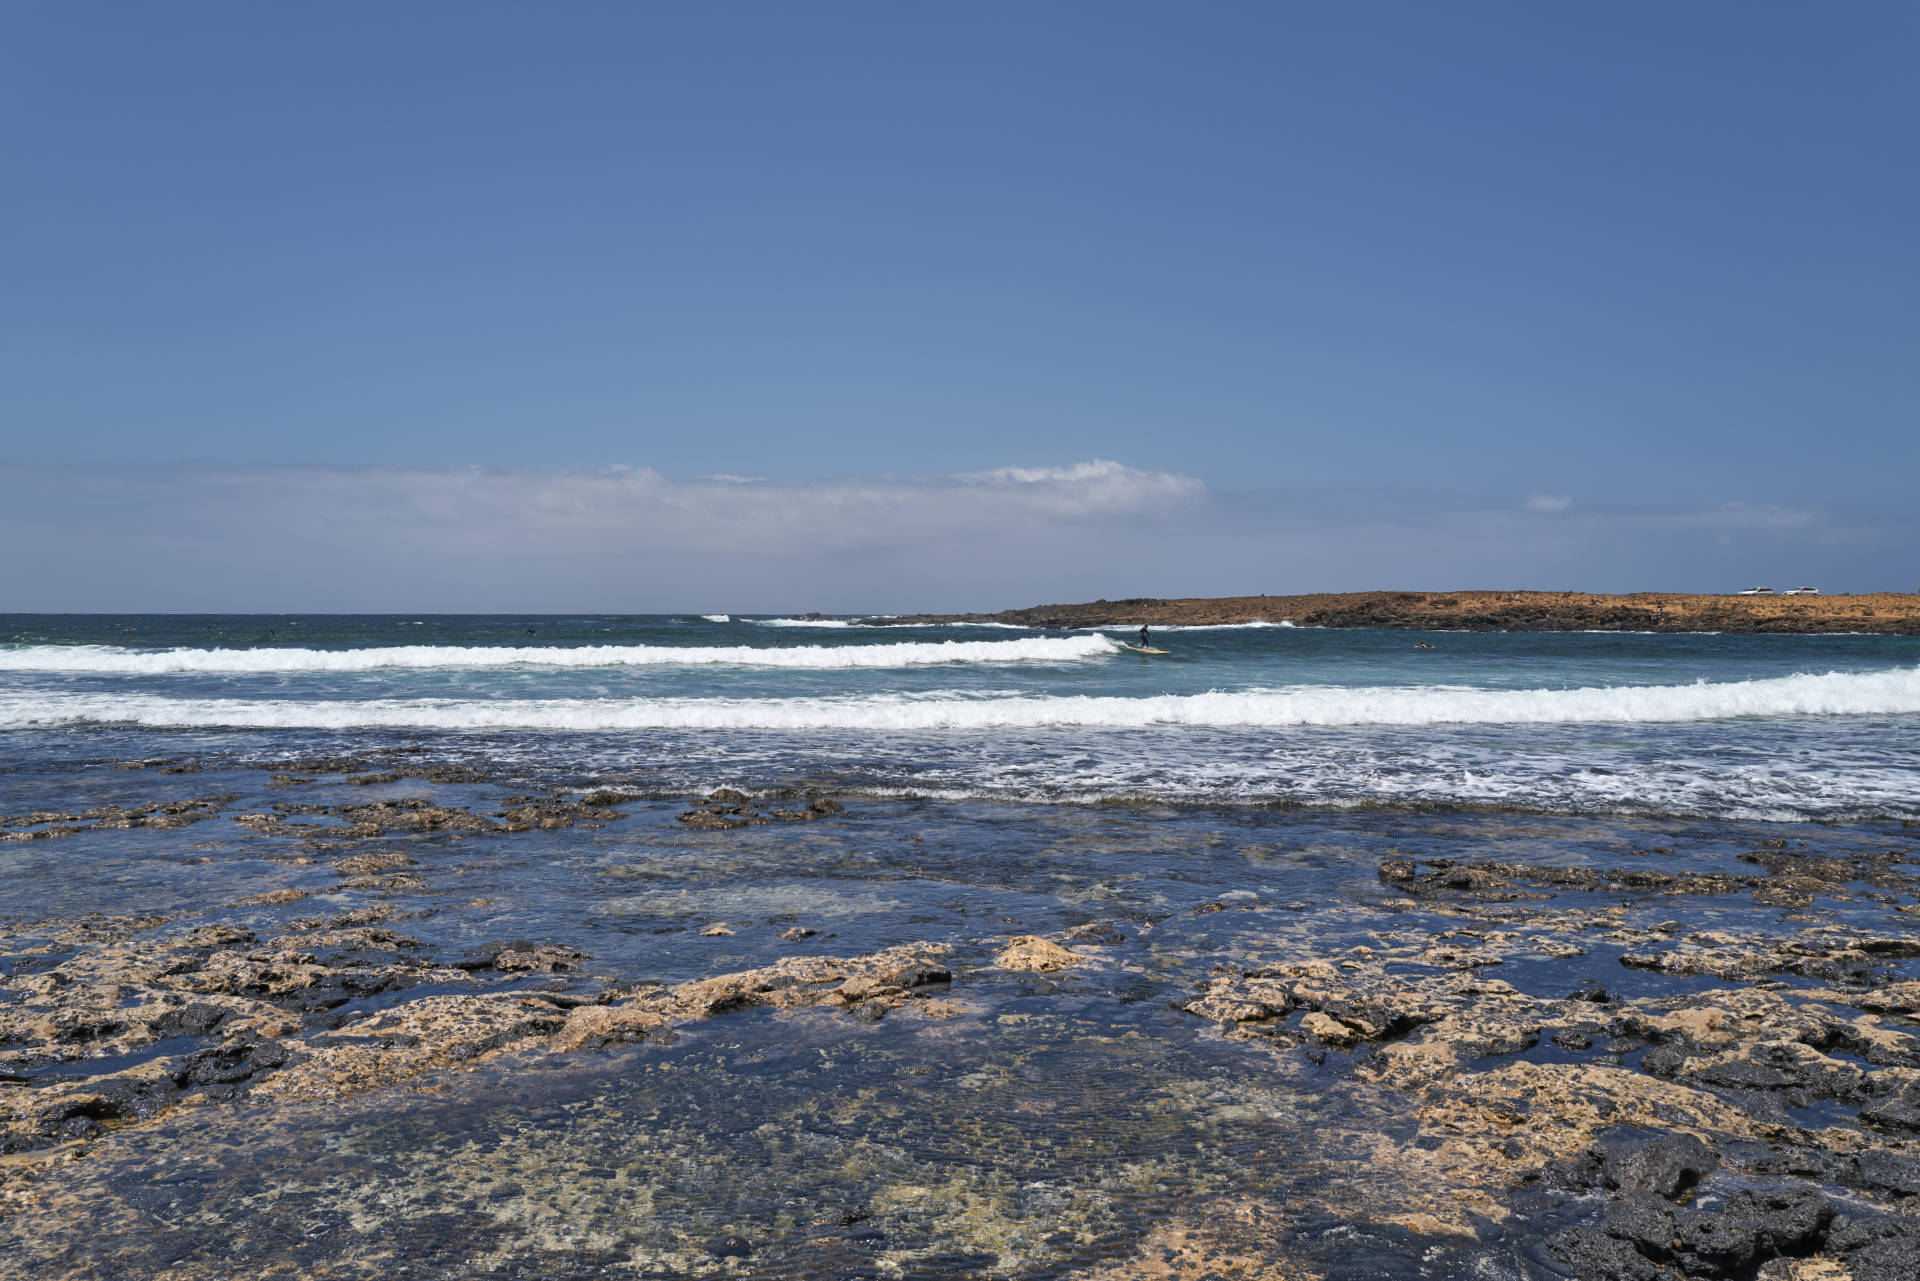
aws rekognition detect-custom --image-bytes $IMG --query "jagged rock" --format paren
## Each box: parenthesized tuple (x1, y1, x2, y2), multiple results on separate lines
(678, 793, 846, 829)
(547, 947, 949, 1053)
(1301, 1011, 1361, 1047)
(494, 796, 627, 830)
(453, 940, 587, 973)
(1548, 1224, 1676, 1281)
(1827, 1215, 1920, 1281)
(996, 936, 1082, 972)
(1601, 1132, 1720, 1202)
(2, 798, 228, 839)
(550, 1003, 667, 1052)
(1850, 1148, 1920, 1197)
(1672, 1186, 1835, 1275)
(252, 994, 572, 1101)
(335, 798, 498, 835)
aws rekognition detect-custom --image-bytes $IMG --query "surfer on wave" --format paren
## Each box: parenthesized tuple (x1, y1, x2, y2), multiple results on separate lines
(1138, 624, 1151, 649)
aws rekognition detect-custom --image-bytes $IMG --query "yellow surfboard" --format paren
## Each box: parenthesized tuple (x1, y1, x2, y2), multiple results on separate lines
(1120, 644, 1170, 654)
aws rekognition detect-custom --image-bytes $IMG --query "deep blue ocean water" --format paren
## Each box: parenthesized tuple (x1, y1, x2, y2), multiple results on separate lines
(4, 613, 1916, 821)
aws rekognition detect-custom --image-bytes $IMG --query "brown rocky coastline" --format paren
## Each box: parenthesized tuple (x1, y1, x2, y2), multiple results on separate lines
(871, 590, 1920, 634)
(8, 752, 1920, 1279)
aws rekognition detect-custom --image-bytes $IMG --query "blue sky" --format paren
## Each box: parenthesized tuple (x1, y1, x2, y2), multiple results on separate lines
(4, 3, 1916, 609)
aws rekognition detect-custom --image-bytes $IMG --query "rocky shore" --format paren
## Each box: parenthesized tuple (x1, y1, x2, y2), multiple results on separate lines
(5, 753, 1920, 1278)
(872, 590, 1920, 634)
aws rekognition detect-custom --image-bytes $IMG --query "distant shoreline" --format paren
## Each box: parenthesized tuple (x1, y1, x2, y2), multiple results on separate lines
(867, 590, 1920, 635)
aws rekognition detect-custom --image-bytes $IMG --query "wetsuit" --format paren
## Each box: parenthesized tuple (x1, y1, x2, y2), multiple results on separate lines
(1138, 626, 1150, 649)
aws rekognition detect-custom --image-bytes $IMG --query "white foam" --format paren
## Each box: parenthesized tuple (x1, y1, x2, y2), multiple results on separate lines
(700, 614, 732, 623)
(750, 617, 854, 628)
(0, 634, 1120, 674)
(6, 666, 1915, 731)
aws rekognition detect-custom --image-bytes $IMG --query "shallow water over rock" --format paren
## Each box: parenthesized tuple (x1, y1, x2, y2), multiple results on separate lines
(4, 750, 1920, 1278)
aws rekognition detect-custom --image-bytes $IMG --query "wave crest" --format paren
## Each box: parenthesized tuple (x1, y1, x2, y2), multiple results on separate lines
(0, 635, 1119, 674)
(4, 666, 1915, 730)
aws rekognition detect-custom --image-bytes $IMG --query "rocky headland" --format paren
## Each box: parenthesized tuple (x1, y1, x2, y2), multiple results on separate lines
(872, 590, 1920, 634)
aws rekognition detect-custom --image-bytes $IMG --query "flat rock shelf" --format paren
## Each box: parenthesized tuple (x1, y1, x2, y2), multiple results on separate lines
(4, 750, 1920, 1279)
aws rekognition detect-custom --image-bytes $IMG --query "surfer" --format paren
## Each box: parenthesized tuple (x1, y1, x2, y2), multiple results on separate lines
(1138, 624, 1151, 650)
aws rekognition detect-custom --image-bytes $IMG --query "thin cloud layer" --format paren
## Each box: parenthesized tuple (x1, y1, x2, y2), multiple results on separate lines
(337, 459, 1205, 551)
(1, 461, 1208, 611)
(0, 461, 1897, 612)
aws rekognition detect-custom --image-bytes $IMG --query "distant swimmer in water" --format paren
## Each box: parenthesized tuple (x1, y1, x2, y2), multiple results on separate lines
(1414, 641, 1434, 649)
(1138, 624, 1151, 649)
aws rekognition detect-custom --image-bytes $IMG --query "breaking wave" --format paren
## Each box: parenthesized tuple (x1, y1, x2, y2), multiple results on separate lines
(749, 617, 854, 628)
(5, 665, 1915, 731)
(0, 635, 1120, 675)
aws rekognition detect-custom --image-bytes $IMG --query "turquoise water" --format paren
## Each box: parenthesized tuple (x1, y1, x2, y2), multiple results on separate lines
(3, 614, 1918, 819)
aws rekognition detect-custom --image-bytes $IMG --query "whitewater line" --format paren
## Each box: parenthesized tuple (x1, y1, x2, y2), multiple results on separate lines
(0, 635, 1120, 674)
(4, 666, 1916, 731)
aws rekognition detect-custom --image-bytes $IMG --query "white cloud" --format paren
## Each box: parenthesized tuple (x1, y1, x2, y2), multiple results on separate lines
(136, 459, 1204, 554)
(0, 460, 1211, 611)
(953, 459, 1205, 517)
(0, 461, 1892, 612)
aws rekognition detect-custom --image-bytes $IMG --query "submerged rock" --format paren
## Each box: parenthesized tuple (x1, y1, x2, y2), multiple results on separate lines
(677, 790, 846, 829)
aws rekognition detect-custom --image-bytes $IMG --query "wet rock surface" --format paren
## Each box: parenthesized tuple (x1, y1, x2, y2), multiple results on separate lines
(5, 757, 1920, 1279)
(678, 787, 847, 829)
(2, 797, 231, 841)
(1181, 850, 1920, 1278)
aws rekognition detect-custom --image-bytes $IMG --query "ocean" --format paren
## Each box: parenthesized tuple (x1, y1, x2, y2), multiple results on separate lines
(5, 615, 1920, 1279)
(5, 613, 1918, 820)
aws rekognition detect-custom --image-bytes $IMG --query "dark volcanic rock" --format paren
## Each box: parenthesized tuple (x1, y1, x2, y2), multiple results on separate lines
(149, 1003, 230, 1038)
(1828, 1215, 1920, 1281)
(1860, 1092, 1920, 1133)
(174, 1036, 292, 1097)
(1851, 1149, 1920, 1197)
(1601, 1133, 1719, 1202)
(1554, 1183, 1836, 1280)
(1546, 1226, 1673, 1281)
(1671, 1186, 1833, 1274)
